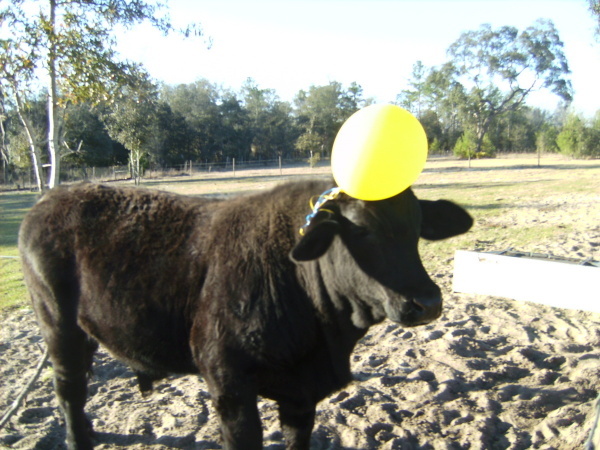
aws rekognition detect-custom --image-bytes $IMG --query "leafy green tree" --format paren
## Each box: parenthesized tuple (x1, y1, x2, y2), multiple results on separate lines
(557, 112, 600, 157)
(0, 7, 47, 191)
(217, 91, 251, 161)
(592, 111, 600, 156)
(454, 129, 495, 159)
(340, 81, 371, 112)
(102, 68, 159, 184)
(488, 107, 542, 153)
(161, 80, 223, 161)
(294, 81, 364, 157)
(149, 101, 199, 165)
(62, 102, 122, 167)
(397, 61, 428, 118)
(420, 63, 467, 151)
(447, 20, 572, 155)
(241, 78, 296, 160)
(260, 100, 297, 159)
(418, 110, 444, 154)
(1, 0, 203, 189)
(1, 93, 48, 183)
(242, 78, 278, 158)
(536, 123, 559, 154)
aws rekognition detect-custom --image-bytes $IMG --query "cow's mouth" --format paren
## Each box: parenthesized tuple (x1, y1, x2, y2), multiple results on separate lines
(385, 295, 443, 327)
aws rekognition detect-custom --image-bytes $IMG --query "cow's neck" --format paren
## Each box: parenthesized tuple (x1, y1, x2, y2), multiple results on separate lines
(301, 263, 371, 389)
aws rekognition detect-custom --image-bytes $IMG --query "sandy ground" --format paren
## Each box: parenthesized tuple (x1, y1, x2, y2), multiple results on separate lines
(1, 156, 599, 449)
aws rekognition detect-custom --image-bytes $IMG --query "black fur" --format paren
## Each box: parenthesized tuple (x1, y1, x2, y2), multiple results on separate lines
(19, 179, 472, 450)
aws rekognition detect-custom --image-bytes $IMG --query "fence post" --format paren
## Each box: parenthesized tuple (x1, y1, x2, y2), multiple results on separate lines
(279, 156, 282, 176)
(233, 158, 236, 177)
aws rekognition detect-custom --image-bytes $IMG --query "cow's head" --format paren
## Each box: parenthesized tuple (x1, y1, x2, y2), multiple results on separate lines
(291, 188, 473, 328)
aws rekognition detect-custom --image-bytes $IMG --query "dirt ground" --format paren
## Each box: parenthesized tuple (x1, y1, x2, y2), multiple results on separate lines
(1, 156, 599, 449)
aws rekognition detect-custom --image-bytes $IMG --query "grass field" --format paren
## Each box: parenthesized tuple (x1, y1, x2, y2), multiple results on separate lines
(413, 155, 600, 278)
(0, 191, 38, 310)
(1, 154, 598, 312)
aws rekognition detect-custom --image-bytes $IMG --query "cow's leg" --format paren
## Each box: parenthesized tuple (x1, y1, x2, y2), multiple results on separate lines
(135, 371, 154, 397)
(25, 262, 96, 450)
(35, 313, 97, 449)
(192, 317, 263, 449)
(49, 329, 97, 450)
(278, 400, 316, 450)
(202, 370, 262, 450)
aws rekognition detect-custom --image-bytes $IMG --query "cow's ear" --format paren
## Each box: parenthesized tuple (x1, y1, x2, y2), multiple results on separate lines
(291, 213, 340, 262)
(419, 200, 473, 241)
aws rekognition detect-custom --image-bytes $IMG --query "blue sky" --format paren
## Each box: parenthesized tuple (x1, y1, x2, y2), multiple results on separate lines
(118, 0, 600, 116)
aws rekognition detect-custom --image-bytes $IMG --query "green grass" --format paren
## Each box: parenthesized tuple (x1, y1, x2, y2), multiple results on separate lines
(0, 191, 38, 310)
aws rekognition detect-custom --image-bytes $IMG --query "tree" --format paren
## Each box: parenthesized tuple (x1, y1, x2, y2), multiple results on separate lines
(0, 91, 48, 185)
(161, 80, 222, 161)
(453, 129, 494, 159)
(341, 81, 370, 112)
(589, 0, 600, 39)
(214, 91, 251, 162)
(396, 61, 428, 118)
(148, 101, 197, 166)
(447, 20, 573, 154)
(62, 102, 124, 167)
(556, 111, 600, 158)
(420, 63, 467, 151)
(102, 68, 159, 184)
(0, 88, 7, 181)
(488, 107, 542, 153)
(0, 6, 47, 191)
(536, 123, 559, 154)
(294, 82, 365, 158)
(1, 0, 204, 189)
(241, 78, 296, 160)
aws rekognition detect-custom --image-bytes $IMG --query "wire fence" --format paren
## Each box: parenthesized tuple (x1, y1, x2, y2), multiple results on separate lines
(1, 157, 316, 191)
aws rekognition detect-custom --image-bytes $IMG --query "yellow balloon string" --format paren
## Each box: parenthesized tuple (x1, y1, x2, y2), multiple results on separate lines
(299, 187, 342, 235)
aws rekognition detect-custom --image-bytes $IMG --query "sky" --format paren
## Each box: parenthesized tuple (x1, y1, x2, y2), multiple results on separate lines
(117, 0, 600, 116)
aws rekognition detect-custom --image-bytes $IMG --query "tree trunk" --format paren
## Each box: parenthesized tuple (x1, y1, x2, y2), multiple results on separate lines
(0, 100, 9, 185)
(14, 91, 44, 192)
(475, 111, 496, 156)
(129, 150, 141, 185)
(46, 0, 60, 189)
(136, 151, 140, 185)
(475, 129, 485, 156)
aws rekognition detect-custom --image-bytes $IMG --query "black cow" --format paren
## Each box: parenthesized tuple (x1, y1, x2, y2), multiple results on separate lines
(18, 179, 472, 450)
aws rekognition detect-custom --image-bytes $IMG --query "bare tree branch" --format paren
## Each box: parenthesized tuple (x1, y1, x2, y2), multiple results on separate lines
(0, 346, 49, 430)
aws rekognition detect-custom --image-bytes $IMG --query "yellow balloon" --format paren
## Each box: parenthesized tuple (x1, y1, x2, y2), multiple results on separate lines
(331, 104, 428, 201)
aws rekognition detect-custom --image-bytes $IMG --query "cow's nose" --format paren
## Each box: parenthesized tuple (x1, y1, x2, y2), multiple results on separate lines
(412, 289, 443, 324)
(413, 295, 442, 311)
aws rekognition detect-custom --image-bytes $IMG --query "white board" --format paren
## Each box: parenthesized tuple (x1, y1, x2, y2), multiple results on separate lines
(453, 250, 600, 313)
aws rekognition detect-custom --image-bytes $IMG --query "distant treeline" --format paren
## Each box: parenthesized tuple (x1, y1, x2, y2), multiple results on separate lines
(3, 77, 599, 185)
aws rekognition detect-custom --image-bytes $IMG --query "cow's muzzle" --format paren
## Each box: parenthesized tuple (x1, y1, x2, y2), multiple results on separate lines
(410, 295, 443, 325)
(385, 286, 443, 327)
